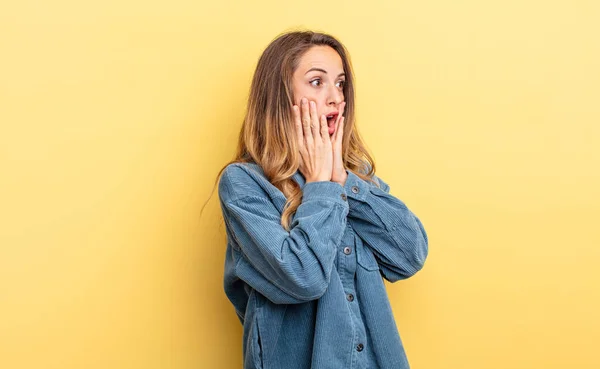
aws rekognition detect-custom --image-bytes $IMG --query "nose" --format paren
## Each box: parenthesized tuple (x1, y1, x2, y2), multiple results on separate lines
(327, 84, 344, 106)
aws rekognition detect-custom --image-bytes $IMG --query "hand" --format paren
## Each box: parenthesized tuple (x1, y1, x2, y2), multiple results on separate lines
(293, 97, 333, 183)
(330, 102, 347, 186)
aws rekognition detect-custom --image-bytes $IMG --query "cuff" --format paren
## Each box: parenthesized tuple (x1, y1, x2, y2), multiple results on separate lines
(343, 170, 371, 202)
(302, 180, 350, 207)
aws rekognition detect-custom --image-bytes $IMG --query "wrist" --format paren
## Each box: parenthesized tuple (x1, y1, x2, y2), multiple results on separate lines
(332, 171, 348, 186)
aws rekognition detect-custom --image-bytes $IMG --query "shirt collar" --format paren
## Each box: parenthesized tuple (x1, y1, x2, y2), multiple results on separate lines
(292, 169, 306, 187)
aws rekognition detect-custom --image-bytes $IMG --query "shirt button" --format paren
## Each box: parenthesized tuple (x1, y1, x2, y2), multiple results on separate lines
(343, 247, 352, 255)
(347, 293, 354, 302)
(351, 186, 359, 194)
(341, 193, 347, 201)
(356, 343, 364, 352)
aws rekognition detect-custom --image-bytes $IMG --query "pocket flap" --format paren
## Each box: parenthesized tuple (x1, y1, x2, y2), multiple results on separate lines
(356, 240, 380, 271)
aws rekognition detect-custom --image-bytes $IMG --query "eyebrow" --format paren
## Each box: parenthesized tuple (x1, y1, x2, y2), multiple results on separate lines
(304, 67, 345, 78)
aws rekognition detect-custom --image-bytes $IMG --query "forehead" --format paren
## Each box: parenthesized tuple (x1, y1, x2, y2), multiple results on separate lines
(297, 46, 344, 72)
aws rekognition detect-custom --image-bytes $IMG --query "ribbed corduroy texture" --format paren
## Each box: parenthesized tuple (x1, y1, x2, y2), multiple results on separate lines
(218, 162, 428, 369)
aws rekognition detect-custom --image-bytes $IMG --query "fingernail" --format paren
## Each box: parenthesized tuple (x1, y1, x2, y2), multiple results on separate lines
(302, 97, 307, 104)
(310, 101, 315, 108)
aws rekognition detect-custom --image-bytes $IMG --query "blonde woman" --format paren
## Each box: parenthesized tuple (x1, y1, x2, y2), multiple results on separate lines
(212, 30, 428, 369)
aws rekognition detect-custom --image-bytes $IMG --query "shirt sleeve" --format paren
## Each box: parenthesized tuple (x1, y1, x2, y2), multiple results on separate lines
(343, 169, 429, 282)
(219, 167, 350, 304)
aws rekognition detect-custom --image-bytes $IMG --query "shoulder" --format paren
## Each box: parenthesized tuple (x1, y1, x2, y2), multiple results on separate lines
(218, 162, 271, 203)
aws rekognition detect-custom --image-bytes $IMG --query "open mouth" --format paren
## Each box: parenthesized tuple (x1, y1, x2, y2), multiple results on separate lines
(326, 113, 338, 135)
(326, 113, 338, 125)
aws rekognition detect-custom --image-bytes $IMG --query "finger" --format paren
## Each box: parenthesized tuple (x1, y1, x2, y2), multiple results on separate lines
(319, 113, 330, 143)
(293, 104, 305, 148)
(309, 100, 321, 141)
(335, 101, 346, 127)
(294, 104, 310, 171)
(335, 116, 345, 145)
(331, 102, 346, 141)
(301, 98, 314, 147)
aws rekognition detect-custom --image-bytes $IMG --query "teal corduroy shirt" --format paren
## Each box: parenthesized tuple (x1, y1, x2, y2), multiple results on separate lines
(218, 162, 428, 369)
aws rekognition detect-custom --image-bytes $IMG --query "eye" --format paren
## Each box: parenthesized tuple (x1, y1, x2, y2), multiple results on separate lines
(309, 78, 321, 87)
(310, 78, 345, 88)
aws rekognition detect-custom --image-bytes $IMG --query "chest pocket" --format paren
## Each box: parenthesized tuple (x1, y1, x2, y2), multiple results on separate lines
(355, 238, 380, 271)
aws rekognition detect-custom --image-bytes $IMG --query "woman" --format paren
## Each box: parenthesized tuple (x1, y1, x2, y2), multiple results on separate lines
(214, 30, 428, 369)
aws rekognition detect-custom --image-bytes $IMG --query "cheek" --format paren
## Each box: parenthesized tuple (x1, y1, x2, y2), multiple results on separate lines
(317, 101, 328, 114)
(293, 85, 319, 105)
(292, 84, 306, 105)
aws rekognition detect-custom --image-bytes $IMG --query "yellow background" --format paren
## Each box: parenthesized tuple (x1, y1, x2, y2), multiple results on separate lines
(1, 0, 599, 368)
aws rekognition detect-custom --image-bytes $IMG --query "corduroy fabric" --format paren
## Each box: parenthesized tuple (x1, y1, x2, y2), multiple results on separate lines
(218, 162, 428, 369)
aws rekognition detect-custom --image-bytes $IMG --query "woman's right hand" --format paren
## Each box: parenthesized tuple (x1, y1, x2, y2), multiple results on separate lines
(293, 97, 333, 183)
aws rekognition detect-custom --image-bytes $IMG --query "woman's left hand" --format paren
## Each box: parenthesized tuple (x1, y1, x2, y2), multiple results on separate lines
(331, 102, 347, 186)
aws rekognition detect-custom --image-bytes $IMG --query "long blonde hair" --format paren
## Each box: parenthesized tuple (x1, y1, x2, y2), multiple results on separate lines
(202, 30, 379, 231)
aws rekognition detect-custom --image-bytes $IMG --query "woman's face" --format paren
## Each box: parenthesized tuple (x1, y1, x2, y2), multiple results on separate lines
(291, 45, 346, 136)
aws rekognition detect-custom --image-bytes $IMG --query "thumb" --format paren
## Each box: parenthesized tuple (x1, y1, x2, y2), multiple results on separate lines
(334, 116, 345, 148)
